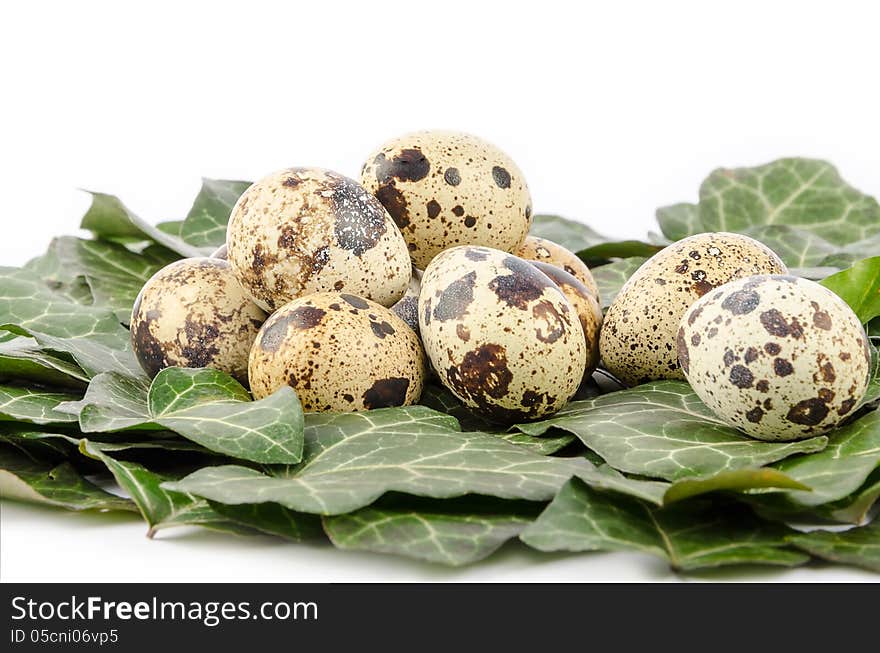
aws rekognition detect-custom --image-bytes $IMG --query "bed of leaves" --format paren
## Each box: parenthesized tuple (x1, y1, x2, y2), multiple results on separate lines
(2, 158, 879, 574)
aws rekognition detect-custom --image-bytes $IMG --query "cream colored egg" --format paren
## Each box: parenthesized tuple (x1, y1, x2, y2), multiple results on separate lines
(361, 131, 532, 269)
(600, 232, 787, 386)
(516, 235, 599, 299)
(419, 246, 586, 423)
(391, 268, 422, 334)
(531, 261, 603, 377)
(248, 292, 426, 412)
(678, 275, 870, 441)
(130, 258, 266, 383)
(226, 167, 410, 312)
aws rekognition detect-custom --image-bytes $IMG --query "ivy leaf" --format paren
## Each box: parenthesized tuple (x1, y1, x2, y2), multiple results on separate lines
(529, 214, 607, 252)
(23, 248, 94, 305)
(323, 495, 542, 566)
(820, 256, 880, 324)
(165, 406, 665, 515)
(26, 331, 144, 381)
(0, 336, 89, 388)
(80, 191, 209, 258)
(517, 382, 828, 481)
(744, 225, 839, 269)
(72, 368, 303, 464)
(663, 468, 810, 504)
(495, 431, 576, 456)
(0, 443, 134, 512)
(656, 203, 701, 241)
(591, 257, 647, 309)
(788, 521, 880, 572)
(209, 501, 322, 541)
(698, 158, 880, 246)
(0, 386, 80, 425)
(520, 478, 808, 571)
(179, 179, 251, 248)
(79, 440, 250, 537)
(48, 237, 178, 322)
(576, 241, 664, 267)
(751, 411, 880, 512)
(815, 468, 880, 524)
(0, 266, 129, 348)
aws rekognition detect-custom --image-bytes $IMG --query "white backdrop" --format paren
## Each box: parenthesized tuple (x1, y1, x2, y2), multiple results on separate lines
(1, 0, 878, 581)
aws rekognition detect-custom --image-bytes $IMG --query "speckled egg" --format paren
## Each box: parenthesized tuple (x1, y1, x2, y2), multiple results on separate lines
(516, 236, 600, 299)
(531, 261, 603, 377)
(226, 167, 410, 312)
(361, 131, 532, 269)
(391, 269, 422, 334)
(131, 258, 266, 383)
(419, 246, 586, 423)
(600, 232, 787, 386)
(248, 292, 426, 412)
(678, 275, 870, 441)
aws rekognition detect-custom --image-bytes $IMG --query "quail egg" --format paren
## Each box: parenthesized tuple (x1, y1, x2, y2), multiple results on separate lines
(516, 235, 599, 299)
(361, 131, 532, 269)
(391, 268, 422, 334)
(130, 258, 266, 383)
(600, 232, 787, 386)
(226, 167, 410, 312)
(419, 246, 586, 423)
(248, 292, 426, 412)
(677, 275, 870, 441)
(530, 261, 603, 377)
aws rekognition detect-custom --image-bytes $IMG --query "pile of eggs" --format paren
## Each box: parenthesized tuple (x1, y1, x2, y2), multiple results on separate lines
(130, 131, 871, 441)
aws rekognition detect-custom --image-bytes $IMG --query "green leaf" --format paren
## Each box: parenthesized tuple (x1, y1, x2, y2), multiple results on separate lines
(529, 214, 607, 252)
(79, 440, 248, 537)
(656, 203, 701, 241)
(72, 368, 303, 464)
(80, 191, 208, 258)
(0, 336, 89, 388)
(663, 468, 810, 504)
(591, 257, 647, 309)
(820, 256, 880, 324)
(209, 501, 322, 541)
(865, 341, 880, 407)
(0, 266, 129, 348)
(165, 406, 665, 515)
(517, 382, 828, 481)
(495, 431, 576, 456)
(745, 225, 839, 269)
(0, 386, 80, 425)
(0, 443, 134, 512)
(698, 158, 880, 246)
(788, 521, 880, 572)
(816, 468, 880, 524)
(26, 331, 144, 380)
(576, 241, 664, 266)
(752, 411, 880, 511)
(48, 237, 178, 322)
(520, 478, 808, 571)
(179, 179, 251, 247)
(324, 495, 541, 566)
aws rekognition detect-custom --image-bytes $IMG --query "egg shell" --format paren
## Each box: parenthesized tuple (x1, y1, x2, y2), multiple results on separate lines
(248, 292, 426, 412)
(678, 274, 870, 441)
(530, 261, 603, 377)
(226, 167, 410, 312)
(391, 269, 422, 335)
(516, 235, 600, 299)
(419, 246, 586, 423)
(361, 131, 532, 269)
(131, 258, 266, 383)
(600, 232, 787, 386)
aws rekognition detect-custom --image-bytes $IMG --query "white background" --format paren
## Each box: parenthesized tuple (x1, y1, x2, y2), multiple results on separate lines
(1, 0, 878, 582)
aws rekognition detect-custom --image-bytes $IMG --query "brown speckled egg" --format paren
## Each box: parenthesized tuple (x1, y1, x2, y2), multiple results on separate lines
(248, 292, 426, 412)
(516, 236, 599, 299)
(361, 131, 532, 269)
(130, 258, 266, 383)
(531, 261, 602, 377)
(678, 275, 870, 441)
(419, 246, 586, 423)
(226, 167, 410, 312)
(600, 232, 787, 386)
(391, 269, 422, 335)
